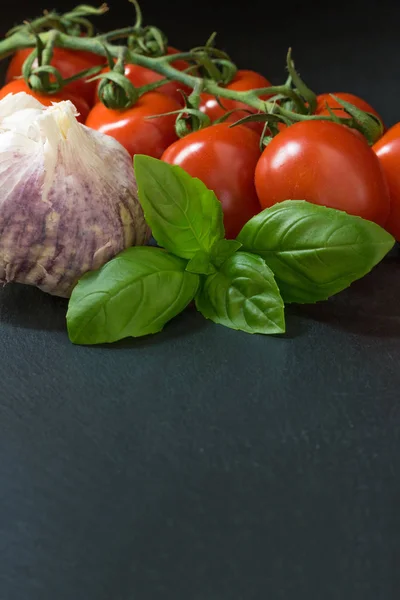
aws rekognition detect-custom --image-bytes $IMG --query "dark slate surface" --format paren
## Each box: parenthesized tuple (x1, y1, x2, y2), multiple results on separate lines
(1, 0, 400, 598)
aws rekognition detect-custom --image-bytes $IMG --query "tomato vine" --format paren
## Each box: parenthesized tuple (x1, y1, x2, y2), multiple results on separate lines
(0, 2, 383, 143)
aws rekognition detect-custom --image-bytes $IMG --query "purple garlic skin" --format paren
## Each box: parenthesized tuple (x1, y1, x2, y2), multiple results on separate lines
(0, 94, 149, 297)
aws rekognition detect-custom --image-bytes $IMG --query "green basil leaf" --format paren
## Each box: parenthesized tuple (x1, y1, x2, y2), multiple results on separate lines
(195, 251, 285, 334)
(186, 250, 216, 275)
(67, 247, 199, 345)
(134, 154, 224, 259)
(238, 200, 395, 304)
(186, 240, 242, 275)
(210, 239, 242, 267)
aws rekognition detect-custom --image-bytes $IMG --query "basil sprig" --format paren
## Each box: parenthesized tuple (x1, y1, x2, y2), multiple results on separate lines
(67, 157, 394, 345)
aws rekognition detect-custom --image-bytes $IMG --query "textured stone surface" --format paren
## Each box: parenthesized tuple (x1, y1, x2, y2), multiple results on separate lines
(1, 1, 400, 599)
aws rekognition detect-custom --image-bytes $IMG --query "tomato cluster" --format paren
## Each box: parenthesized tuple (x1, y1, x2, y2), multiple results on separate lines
(5, 46, 400, 242)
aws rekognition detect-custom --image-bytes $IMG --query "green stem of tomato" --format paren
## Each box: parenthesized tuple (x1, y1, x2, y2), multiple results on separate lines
(0, 27, 376, 142)
(0, 30, 273, 111)
(135, 65, 198, 96)
(278, 106, 334, 121)
(277, 105, 360, 125)
(97, 27, 139, 41)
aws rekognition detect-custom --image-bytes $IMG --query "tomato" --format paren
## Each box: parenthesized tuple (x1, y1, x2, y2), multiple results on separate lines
(0, 79, 90, 123)
(71, 44, 106, 68)
(255, 120, 390, 226)
(94, 47, 190, 106)
(315, 92, 383, 123)
(161, 123, 262, 238)
(6, 48, 36, 81)
(6, 47, 104, 106)
(373, 123, 400, 240)
(199, 70, 272, 134)
(85, 92, 181, 158)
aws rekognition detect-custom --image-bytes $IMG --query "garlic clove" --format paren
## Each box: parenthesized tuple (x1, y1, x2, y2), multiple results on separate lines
(0, 91, 44, 117)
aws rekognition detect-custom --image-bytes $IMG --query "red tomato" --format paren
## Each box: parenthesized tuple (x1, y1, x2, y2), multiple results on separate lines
(94, 47, 190, 106)
(85, 92, 181, 158)
(373, 123, 400, 240)
(255, 120, 390, 226)
(316, 92, 383, 123)
(6, 47, 104, 106)
(199, 70, 272, 134)
(0, 79, 90, 123)
(71, 43, 106, 68)
(161, 123, 262, 238)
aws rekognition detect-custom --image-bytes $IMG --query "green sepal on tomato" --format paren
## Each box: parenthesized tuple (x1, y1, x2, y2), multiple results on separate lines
(0, 79, 90, 123)
(315, 92, 383, 123)
(85, 91, 181, 158)
(6, 46, 104, 106)
(199, 69, 272, 133)
(93, 47, 191, 106)
(255, 120, 390, 226)
(161, 122, 262, 239)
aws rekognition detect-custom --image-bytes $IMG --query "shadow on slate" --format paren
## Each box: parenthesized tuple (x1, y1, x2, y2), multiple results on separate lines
(0, 283, 68, 332)
(290, 255, 400, 339)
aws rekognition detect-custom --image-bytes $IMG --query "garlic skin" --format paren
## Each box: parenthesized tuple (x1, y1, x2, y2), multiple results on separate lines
(0, 93, 149, 297)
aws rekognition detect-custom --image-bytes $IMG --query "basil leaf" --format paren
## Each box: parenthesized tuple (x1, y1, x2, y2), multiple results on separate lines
(195, 252, 285, 334)
(238, 200, 395, 304)
(186, 250, 216, 275)
(186, 240, 242, 275)
(134, 155, 224, 259)
(210, 239, 242, 267)
(67, 247, 199, 345)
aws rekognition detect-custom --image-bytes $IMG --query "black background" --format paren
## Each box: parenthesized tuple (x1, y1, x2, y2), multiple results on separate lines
(1, 0, 400, 599)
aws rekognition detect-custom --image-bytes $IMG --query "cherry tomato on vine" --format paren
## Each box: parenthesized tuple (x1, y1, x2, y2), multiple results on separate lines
(199, 70, 272, 134)
(316, 92, 383, 123)
(94, 47, 190, 106)
(72, 46, 106, 68)
(161, 123, 262, 238)
(0, 79, 90, 123)
(373, 123, 400, 240)
(6, 47, 104, 107)
(255, 120, 390, 226)
(85, 92, 181, 158)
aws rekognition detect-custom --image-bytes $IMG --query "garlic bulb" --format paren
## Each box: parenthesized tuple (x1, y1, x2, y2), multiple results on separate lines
(0, 92, 149, 297)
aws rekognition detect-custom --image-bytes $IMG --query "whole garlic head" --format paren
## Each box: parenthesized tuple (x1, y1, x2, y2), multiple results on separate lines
(0, 93, 149, 297)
